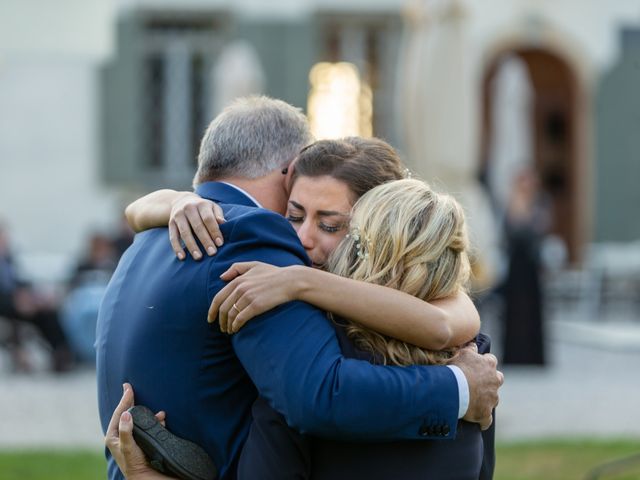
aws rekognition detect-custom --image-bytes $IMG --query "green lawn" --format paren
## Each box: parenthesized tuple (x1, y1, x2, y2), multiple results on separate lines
(1, 440, 639, 479)
(495, 439, 640, 480)
(0, 450, 104, 480)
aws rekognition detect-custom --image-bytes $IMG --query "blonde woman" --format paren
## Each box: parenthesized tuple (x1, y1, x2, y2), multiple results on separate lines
(209, 179, 493, 480)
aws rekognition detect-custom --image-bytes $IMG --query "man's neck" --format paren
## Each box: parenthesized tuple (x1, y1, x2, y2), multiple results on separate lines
(216, 172, 288, 215)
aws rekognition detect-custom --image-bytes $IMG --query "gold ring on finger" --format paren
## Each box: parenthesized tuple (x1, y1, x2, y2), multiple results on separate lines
(231, 303, 241, 314)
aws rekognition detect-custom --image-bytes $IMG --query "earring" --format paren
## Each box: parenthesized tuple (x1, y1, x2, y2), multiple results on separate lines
(281, 167, 288, 175)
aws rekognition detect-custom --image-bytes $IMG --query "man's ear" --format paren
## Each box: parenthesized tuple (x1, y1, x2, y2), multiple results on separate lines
(283, 157, 298, 195)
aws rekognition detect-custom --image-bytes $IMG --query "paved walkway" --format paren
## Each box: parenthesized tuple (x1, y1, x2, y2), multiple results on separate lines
(497, 339, 640, 441)
(0, 367, 101, 449)
(0, 319, 639, 450)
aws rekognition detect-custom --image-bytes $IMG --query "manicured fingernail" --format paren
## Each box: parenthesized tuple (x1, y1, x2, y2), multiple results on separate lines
(207, 246, 216, 256)
(215, 237, 223, 247)
(193, 250, 202, 260)
(177, 252, 185, 260)
(122, 411, 131, 422)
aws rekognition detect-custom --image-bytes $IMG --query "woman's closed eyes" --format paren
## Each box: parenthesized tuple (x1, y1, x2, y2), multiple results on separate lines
(286, 212, 347, 234)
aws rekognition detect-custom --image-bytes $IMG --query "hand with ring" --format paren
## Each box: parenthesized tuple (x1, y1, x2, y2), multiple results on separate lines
(209, 262, 302, 333)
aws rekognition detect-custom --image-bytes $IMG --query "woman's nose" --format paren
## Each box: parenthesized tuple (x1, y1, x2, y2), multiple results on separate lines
(297, 221, 315, 250)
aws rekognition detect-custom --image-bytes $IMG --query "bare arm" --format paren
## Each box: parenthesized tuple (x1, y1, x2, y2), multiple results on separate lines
(125, 189, 225, 259)
(125, 189, 185, 232)
(211, 263, 480, 350)
(294, 266, 479, 350)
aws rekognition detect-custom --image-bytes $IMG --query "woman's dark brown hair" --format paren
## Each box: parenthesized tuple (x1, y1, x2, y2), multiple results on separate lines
(291, 137, 406, 203)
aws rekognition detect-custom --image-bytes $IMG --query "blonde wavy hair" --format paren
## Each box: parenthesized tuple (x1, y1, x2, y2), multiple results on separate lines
(327, 179, 471, 366)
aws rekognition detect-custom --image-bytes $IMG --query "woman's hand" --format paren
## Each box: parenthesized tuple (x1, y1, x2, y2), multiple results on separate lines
(209, 262, 302, 334)
(169, 193, 226, 261)
(105, 383, 173, 479)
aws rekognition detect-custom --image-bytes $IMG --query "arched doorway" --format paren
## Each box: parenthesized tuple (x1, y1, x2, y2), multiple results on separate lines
(480, 47, 584, 264)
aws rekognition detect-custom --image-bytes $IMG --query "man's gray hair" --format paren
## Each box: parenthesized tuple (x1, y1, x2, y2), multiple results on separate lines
(194, 96, 313, 184)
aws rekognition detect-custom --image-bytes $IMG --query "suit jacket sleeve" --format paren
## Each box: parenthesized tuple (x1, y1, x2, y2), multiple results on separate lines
(208, 209, 460, 441)
(476, 333, 496, 480)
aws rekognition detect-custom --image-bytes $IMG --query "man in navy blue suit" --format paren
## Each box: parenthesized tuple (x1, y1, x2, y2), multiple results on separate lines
(97, 96, 502, 480)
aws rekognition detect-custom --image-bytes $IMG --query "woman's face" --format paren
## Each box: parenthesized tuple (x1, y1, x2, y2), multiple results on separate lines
(287, 175, 354, 268)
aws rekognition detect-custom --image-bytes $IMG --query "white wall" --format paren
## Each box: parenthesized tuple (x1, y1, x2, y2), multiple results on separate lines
(0, 0, 121, 280)
(467, 0, 640, 73)
(0, 0, 114, 59)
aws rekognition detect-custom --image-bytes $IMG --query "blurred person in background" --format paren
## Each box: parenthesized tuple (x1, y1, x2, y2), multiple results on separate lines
(0, 222, 74, 372)
(501, 169, 549, 365)
(112, 214, 135, 260)
(69, 232, 118, 289)
(62, 232, 119, 364)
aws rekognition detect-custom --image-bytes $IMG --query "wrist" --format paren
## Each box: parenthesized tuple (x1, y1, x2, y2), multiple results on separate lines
(171, 191, 196, 209)
(127, 467, 168, 480)
(286, 265, 309, 301)
(129, 474, 167, 480)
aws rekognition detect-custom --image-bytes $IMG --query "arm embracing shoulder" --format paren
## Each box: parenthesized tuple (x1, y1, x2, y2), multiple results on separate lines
(294, 268, 480, 350)
(210, 210, 461, 441)
(125, 189, 187, 232)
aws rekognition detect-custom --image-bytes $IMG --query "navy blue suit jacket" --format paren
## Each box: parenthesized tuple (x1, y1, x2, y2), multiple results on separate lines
(238, 333, 495, 480)
(96, 182, 460, 480)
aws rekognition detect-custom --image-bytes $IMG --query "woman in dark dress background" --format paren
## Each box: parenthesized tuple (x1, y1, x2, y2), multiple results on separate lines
(502, 169, 547, 365)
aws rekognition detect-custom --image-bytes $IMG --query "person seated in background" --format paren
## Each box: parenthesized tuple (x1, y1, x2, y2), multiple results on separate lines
(68, 232, 118, 289)
(112, 215, 135, 260)
(0, 222, 74, 373)
(61, 232, 119, 364)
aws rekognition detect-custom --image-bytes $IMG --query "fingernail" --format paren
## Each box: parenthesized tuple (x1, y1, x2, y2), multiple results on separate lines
(215, 237, 223, 247)
(193, 250, 202, 260)
(207, 246, 216, 256)
(122, 383, 127, 393)
(177, 252, 185, 260)
(122, 411, 131, 422)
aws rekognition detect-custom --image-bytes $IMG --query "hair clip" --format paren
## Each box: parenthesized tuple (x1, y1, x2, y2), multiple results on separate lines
(346, 226, 371, 260)
(404, 168, 413, 179)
